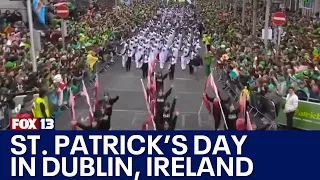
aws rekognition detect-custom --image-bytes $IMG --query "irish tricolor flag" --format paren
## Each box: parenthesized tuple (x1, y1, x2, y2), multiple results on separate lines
(229, 68, 240, 78)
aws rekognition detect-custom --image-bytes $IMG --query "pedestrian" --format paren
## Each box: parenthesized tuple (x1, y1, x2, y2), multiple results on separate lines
(284, 87, 299, 130)
(168, 56, 176, 80)
(141, 50, 149, 79)
(135, 46, 143, 69)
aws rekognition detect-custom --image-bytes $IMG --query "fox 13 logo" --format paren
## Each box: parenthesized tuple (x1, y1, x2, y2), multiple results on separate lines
(10, 118, 55, 130)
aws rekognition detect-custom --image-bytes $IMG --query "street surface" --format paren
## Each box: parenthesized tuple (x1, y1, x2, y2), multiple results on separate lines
(56, 45, 217, 130)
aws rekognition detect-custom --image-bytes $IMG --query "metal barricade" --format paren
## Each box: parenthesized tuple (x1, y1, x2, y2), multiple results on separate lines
(264, 96, 277, 120)
(215, 66, 278, 124)
(94, 60, 108, 75)
(0, 104, 9, 130)
(248, 92, 260, 117)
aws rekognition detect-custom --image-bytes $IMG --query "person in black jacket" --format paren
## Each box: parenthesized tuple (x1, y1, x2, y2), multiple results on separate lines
(97, 92, 119, 118)
(197, 21, 204, 37)
(77, 92, 119, 130)
(155, 85, 173, 129)
(76, 107, 112, 130)
(161, 97, 178, 130)
(155, 86, 173, 113)
(221, 97, 240, 130)
(190, 54, 203, 79)
(155, 71, 168, 91)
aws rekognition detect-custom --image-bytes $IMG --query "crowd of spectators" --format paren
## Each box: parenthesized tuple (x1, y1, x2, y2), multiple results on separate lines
(2, 0, 319, 129)
(197, 0, 320, 106)
(0, 0, 160, 125)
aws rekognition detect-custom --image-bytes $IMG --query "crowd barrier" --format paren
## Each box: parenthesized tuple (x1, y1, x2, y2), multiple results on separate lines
(0, 91, 38, 130)
(214, 65, 320, 130)
(0, 56, 110, 130)
(214, 67, 278, 128)
(0, 104, 9, 130)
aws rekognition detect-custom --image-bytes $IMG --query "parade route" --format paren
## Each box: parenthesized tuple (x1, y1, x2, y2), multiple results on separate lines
(56, 56, 216, 130)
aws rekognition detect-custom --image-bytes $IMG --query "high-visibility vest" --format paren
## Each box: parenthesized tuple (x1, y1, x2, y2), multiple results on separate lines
(239, 88, 250, 105)
(204, 36, 211, 45)
(34, 97, 50, 118)
(202, 34, 207, 42)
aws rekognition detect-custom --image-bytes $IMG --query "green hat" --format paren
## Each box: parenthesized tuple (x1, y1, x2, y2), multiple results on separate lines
(313, 49, 319, 56)
(5, 61, 15, 69)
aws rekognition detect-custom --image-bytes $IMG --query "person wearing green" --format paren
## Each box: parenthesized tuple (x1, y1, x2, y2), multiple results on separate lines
(202, 33, 212, 52)
(204, 52, 212, 77)
(292, 69, 313, 80)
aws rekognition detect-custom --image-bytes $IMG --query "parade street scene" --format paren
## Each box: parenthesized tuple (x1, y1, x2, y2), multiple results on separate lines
(1, 0, 320, 130)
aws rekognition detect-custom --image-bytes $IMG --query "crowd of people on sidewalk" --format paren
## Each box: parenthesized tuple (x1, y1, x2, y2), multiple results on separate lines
(0, 0, 161, 128)
(2, 0, 318, 130)
(198, 0, 320, 129)
(199, 0, 319, 100)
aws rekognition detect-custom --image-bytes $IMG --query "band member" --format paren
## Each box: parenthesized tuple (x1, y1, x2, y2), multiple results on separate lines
(126, 49, 132, 72)
(126, 39, 136, 72)
(97, 92, 119, 120)
(155, 85, 173, 129)
(159, 45, 168, 69)
(120, 40, 128, 68)
(189, 50, 196, 74)
(76, 112, 110, 130)
(161, 97, 178, 130)
(168, 56, 176, 80)
(149, 43, 157, 68)
(181, 44, 191, 70)
(76, 91, 119, 131)
(155, 71, 168, 91)
(135, 46, 143, 68)
(142, 50, 149, 79)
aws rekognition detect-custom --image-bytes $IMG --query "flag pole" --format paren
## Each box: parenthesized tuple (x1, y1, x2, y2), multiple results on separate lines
(27, 0, 37, 72)
(140, 79, 156, 130)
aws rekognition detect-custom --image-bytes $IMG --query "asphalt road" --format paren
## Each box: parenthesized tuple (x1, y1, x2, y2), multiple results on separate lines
(56, 44, 218, 130)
